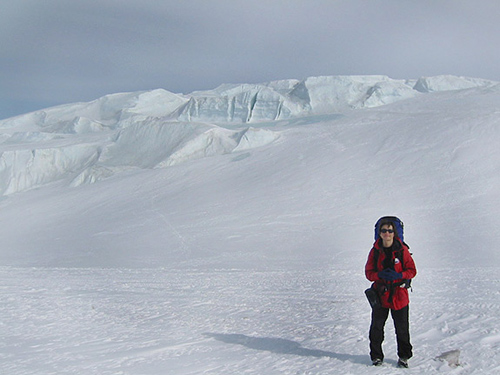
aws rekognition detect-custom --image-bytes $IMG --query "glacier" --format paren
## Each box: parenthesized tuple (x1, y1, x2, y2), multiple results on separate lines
(0, 74, 496, 196)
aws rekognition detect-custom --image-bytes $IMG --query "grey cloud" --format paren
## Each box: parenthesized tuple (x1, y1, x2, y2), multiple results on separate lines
(1, 0, 500, 119)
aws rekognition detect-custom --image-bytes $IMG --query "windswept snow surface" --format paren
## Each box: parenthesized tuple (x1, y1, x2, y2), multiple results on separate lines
(1, 75, 500, 374)
(2, 267, 500, 374)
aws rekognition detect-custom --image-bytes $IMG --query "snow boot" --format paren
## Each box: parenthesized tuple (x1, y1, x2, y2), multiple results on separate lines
(397, 358, 409, 368)
(372, 358, 383, 366)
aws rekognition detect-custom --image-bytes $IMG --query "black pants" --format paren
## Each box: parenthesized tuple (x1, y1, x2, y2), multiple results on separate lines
(369, 305, 413, 361)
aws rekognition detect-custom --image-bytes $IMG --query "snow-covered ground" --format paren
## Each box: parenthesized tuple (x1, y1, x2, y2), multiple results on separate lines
(1, 75, 500, 374)
(2, 267, 499, 374)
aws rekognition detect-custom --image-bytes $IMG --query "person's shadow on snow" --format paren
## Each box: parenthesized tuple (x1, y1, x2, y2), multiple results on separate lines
(204, 333, 368, 365)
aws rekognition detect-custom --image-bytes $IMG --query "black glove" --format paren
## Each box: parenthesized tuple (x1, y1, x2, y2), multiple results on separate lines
(378, 268, 402, 281)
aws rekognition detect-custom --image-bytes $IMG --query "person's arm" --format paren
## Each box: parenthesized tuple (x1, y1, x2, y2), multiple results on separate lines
(402, 249, 417, 279)
(365, 248, 381, 282)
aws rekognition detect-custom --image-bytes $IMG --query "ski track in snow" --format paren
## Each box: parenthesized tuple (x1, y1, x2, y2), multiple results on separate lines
(1, 267, 499, 374)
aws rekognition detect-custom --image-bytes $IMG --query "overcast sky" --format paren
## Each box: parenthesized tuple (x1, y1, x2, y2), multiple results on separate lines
(1, 0, 499, 119)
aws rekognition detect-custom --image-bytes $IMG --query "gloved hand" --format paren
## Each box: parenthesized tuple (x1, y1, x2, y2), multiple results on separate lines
(378, 268, 403, 282)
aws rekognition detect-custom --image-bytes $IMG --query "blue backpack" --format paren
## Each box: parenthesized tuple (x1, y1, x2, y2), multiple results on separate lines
(373, 216, 412, 289)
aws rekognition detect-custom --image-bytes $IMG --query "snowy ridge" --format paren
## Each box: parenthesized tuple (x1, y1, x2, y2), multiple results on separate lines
(2, 75, 495, 130)
(0, 75, 496, 196)
(2, 75, 492, 130)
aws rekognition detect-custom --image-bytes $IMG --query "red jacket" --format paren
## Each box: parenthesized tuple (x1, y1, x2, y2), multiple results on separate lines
(365, 238, 417, 310)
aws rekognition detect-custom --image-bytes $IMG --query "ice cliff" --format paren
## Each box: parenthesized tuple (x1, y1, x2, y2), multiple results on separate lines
(0, 75, 496, 195)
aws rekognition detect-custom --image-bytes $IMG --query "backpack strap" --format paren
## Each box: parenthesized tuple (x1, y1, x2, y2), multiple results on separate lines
(374, 242, 412, 290)
(372, 246, 379, 271)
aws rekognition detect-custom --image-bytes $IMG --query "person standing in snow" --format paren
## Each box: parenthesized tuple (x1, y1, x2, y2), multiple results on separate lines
(365, 218, 417, 368)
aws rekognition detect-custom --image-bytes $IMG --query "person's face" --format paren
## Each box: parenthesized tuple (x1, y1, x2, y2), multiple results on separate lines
(380, 224, 395, 242)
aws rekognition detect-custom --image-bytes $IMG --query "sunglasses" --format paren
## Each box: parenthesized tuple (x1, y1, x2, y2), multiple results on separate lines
(380, 229, 394, 234)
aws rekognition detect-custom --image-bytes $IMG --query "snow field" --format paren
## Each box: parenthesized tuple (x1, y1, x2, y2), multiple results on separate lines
(1, 267, 499, 374)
